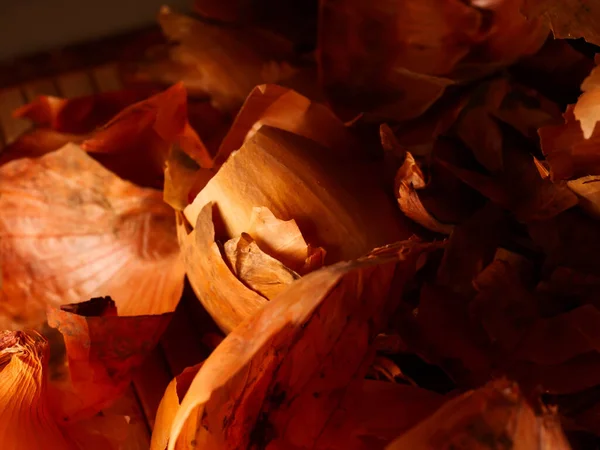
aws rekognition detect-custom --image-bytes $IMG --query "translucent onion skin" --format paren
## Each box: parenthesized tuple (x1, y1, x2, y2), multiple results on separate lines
(318, 0, 548, 121)
(180, 125, 413, 332)
(185, 126, 412, 264)
(163, 241, 440, 449)
(0, 329, 139, 449)
(0, 144, 185, 330)
(0, 331, 76, 450)
(387, 379, 572, 450)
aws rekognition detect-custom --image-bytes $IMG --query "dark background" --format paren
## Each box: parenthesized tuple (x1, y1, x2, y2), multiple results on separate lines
(0, 0, 190, 61)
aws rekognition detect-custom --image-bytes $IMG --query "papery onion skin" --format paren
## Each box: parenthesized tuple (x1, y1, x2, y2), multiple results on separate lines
(136, 7, 299, 113)
(386, 379, 571, 450)
(14, 87, 159, 134)
(185, 126, 412, 264)
(150, 363, 203, 450)
(178, 123, 414, 332)
(166, 240, 441, 449)
(177, 207, 267, 333)
(0, 329, 138, 449)
(0, 143, 185, 330)
(318, 0, 547, 121)
(178, 202, 327, 333)
(522, 0, 600, 46)
(0, 331, 76, 450)
(47, 296, 172, 421)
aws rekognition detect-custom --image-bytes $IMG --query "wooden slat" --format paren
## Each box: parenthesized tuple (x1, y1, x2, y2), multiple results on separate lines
(23, 78, 59, 100)
(0, 27, 160, 90)
(56, 71, 95, 98)
(91, 64, 123, 92)
(0, 87, 29, 145)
